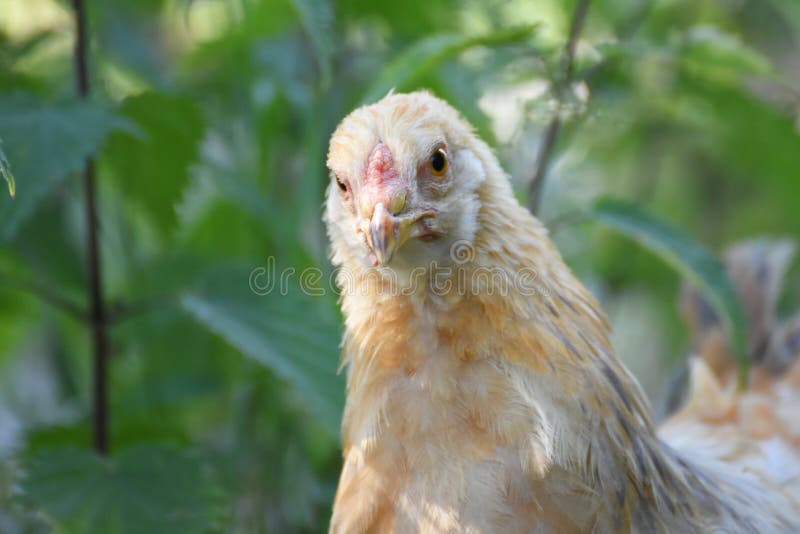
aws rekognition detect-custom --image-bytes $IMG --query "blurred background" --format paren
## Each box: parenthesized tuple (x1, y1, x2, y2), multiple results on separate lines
(0, 0, 799, 532)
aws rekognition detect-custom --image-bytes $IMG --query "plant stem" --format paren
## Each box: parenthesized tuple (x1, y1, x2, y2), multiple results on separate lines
(72, 0, 109, 455)
(528, 0, 591, 215)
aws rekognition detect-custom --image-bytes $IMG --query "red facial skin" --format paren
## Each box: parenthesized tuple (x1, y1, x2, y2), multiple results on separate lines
(352, 143, 443, 266)
(360, 143, 408, 219)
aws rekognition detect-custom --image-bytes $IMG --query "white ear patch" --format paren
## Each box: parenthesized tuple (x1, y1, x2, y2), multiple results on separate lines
(448, 148, 485, 245)
(453, 148, 486, 190)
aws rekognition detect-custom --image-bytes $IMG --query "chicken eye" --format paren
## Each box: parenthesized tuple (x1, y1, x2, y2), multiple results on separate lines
(334, 174, 348, 193)
(429, 148, 448, 176)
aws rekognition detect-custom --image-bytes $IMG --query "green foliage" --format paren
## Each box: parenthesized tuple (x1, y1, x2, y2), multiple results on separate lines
(103, 92, 205, 232)
(0, 94, 134, 240)
(0, 0, 798, 531)
(680, 25, 770, 80)
(182, 266, 344, 437)
(0, 139, 14, 198)
(289, 0, 335, 86)
(362, 25, 539, 104)
(24, 444, 223, 533)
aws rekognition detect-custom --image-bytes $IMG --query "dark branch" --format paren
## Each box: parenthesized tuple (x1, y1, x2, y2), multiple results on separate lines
(72, 0, 109, 455)
(528, 0, 591, 215)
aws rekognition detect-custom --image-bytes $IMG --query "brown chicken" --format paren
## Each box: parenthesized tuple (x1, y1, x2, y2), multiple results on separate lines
(323, 91, 800, 533)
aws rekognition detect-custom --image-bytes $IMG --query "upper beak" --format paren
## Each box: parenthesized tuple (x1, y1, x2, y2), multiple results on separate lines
(368, 202, 412, 266)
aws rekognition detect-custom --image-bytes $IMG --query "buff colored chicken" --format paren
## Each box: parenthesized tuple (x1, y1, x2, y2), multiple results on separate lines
(323, 91, 800, 533)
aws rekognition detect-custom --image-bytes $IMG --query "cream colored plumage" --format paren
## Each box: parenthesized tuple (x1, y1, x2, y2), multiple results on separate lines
(323, 91, 800, 533)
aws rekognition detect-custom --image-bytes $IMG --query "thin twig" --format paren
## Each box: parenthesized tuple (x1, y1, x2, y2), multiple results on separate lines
(528, 0, 591, 215)
(72, 0, 109, 455)
(0, 272, 86, 321)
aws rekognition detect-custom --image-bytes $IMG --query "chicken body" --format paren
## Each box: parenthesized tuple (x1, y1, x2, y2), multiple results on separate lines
(324, 91, 800, 533)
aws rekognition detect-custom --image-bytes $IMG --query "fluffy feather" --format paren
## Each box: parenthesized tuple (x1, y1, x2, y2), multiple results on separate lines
(324, 91, 800, 533)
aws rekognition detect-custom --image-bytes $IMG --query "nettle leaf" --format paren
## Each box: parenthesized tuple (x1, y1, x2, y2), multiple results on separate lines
(24, 444, 223, 534)
(181, 265, 344, 436)
(589, 198, 749, 387)
(0, 139, 14, 198)
(104, 92, 205, 233)
(362, 25, 538, 104)
(0, 93, 135, 240)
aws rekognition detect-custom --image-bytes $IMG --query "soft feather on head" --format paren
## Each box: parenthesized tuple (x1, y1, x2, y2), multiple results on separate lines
(325, 91, 495, 278)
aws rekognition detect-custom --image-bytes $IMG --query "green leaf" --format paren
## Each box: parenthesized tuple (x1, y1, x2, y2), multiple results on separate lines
(763, 0, 800, 31)
(290, 0, 334, 87)
(0, 458, 51, 534)
(103, 92, 205, 233)
(680, 25, 771, 82)
(0, 93, 135, 240)
(94, 1, 171, 87)
(24, 444, 223, 534)
(0, 139, 14, 198)
(362, 25, 538, 104)
(0, 29, 55, 67)
(337, 0, 461, 38)
(181, 266, 344, 436)
(588, 198, 749, 387)
(698, 86, 800, 234)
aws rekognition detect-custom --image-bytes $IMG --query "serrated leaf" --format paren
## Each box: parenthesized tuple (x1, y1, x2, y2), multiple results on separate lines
(589, 198, 749, 387)
(0, 139, 14, 198)
(103, 92, 205, 233)
(362, 26, 538, 104)
(24, 444, 223, 534)
(181, 266, 344, 436)
(0, 93, 135, 240)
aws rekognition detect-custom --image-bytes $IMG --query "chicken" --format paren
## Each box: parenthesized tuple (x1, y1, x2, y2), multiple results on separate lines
(661, 238, 800, 511)
(323, 91, 800, 533)
(679, 238, 800, 386)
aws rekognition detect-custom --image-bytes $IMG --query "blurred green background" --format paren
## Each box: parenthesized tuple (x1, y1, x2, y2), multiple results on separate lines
(0, 0, 799, 532)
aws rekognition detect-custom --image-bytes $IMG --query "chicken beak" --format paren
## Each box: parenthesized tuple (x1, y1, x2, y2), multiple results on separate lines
(368, 202, 411, 266)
